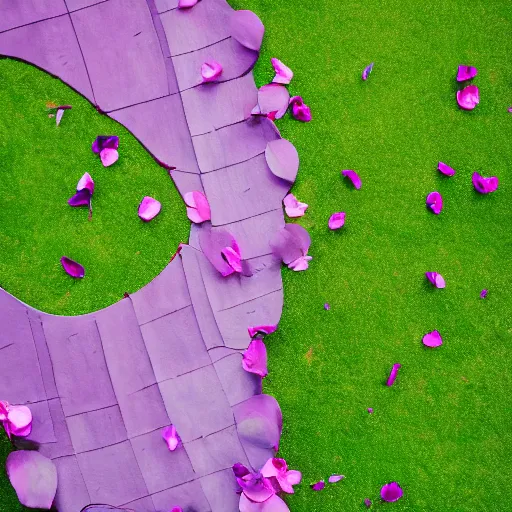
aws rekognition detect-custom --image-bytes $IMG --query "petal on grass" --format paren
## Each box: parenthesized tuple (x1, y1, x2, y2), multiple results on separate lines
(230, 10, 265, 51)
(480, 289, 488, 299)
(422, 330, 443, 348)
(100, 147, 119, 167)
(92, 135, 119, 154)
(328, 474, 344, 483)
(289, 96, 312, 122)
(77, 172, 94, 194)
(265, 139, 299, 183)
(68, 189, 92, 208)
(271, 58, 293, 84)
(362, 62, 374, 80)
(381, 482, 403, 502)
(242, 339, 268, 378)
(342, 169, 362, 189)
(311, 481, 325, 491)
(426, 191, 443, 214)
(457, 85, 480, 110)
(162, 425, 181, 451)
(386, 363, 401, 386)
(61, 256, 85, 279)
(288, 255, 312, 271)
(364, 498, 372, 508)
(138, 196, 162, 222)
(283, 194, 308, 218)
(438, 162, 456, 176)
(201, 60, 223, 82)
(328, 212, 346, 230)
(472, 172, 499, 194)
(7, 451, 57, 510)
(456, 65, 478, 82)
(425, 272, 446, 289)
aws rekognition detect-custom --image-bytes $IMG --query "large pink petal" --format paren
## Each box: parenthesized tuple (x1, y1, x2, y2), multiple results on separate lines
(230, 10, 265, 51)
(381, 482, 403, 502)
(286, 470, 302, 486)
(201, 60, 223, 82)
(61, 256, 85, 278)
(7, 451, 57, 509)
(283, 194, 308, 218)
(100, 147, 119, 167)
(256, 84, 290, 119)
(456, 65, 477, 82)
(0, 401, 9, 422)
(265, 139, 299, 183)
(328, 212, 346, 230)
(162, 425, 181, 451)
(422, 330, 443, 348)
(438, 162, 456, 176)
(342, 169, 362, 189)
(457, 85, 480, 110)
(271, 58, 293, 84)
(426, 191, 443, 214)
(242, 339, 268, 378)
(238, 473, 275, 503)
(138, 196, 161, 222)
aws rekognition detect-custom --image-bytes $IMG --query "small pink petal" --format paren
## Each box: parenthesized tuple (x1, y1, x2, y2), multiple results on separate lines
(480, 289, 488, 299)
(386, 363, 401, 386)
(283, 194, 308, 218)
(7, 406, 32, 437)
(342, 169, 362, 189)
(178, 0, 198, 7)
(289, 96, 312, 122)
(222, 246, 242, 273)
(438, 162, 456, 176)
(328, 474, 344, 483)
(457, 85, 480, 110)
(288, 255, 312, 271)
(328, 212, 346, 230)
(138, 196, 161, 222)
(201, 60, 223, 82)
(472, 172, 499, 194)
(61, 256, 85, 279)
(425, 272, 446, 289)
(184, 191, 211, 223)
(76, 172, 94, 194)
(381, 482, 403, 502)
(248, 325, 277, 338)
(456, 65, 478, 82)
(271, 58, 293, 84)
(100, 147, 119, 167)
(162, 425, 181, 451)
(362, 62, 374, 80)
(242, 339, 268, 378)
(426, 191, 443, 214)
(422, 330, 443, 348)
(311, 480, 325, 491)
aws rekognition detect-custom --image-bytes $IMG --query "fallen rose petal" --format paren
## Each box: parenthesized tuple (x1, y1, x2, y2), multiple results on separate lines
(386, 363, 401, 386)
(138, 196, 161, 222)
(362, 62, 374, 81)
(92, 135, 119, 154)
(256, 84, 290, 120)
(311, 481, 325, 491)
(270, 224, 311, 265)
(283, 193, 308, 218)
(426, 191, 443, 214)
(248, 325, 277, 338)
(201, 60, 223, 82)
(265, 139, 300, 183)
(438, 161, 456, 176)
(7, 451, 57, 509)
(342, 169, 362, 189)
(183, 191, 211, 223)
(457, 84, 480, 110)
(233, 463, 251, 478)
(328, 212, 346, 230)
(288, 255, 312, 271)
(480, 289, 488, 299)
(381, 482, 403, 502)
(261, 458, 302, 494)
(271, 58, 293, 84)
(425, 272, 446, 289)
(178, 0, 198, 7)
(289, 96, 312, 122)
(7, 406, 32, 437)
(61, 256, 85, 279)
(328, 474, 344, 483)
(68, 189, 92, 208)
(457, 65, 478, 82)
(364, 498, 372, 508)
(242, 339, 268, 378)
(162, 425, 180, 451)
(230, 10, 265, 51)
(100, 147, 119, 167)
(422, 330, 443, 348)
(472, 172, 499, 194)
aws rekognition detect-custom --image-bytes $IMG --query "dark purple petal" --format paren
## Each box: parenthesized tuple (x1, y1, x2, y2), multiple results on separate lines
(422, 330, 443, 348)
(6, 451, 57, 509)
(265, 139, 300, 183)
(364, 498, 372, 508)
(91, 135, 119, 154)
(233, 463, 251, 479)
(230, 10, 265, 51)
(248, 325, 277, 338)
(270, 224, 311, 265)
(472, 172, 499, 194)
(289, 96, 312, 122)
(381, 482, 403, 502)
(386, 363, 401, 386)
(362, 62, 374, 80)
(457, 85, 480, 110)
(480, 289, 488, 299)
(328, 474, 344, 483)
(438, 161, 456, 176)
(68, 189, 92, 208)
(328, 212, 346, 230)
(242, 339, 268, 378)
(456, 65, 478, 82)
(342, 169, 362, 189)
(426, 191, 443, 214)
(425, 272, 446, 289)
(311, 480, 325, 491)
(61, 256, 85, 279)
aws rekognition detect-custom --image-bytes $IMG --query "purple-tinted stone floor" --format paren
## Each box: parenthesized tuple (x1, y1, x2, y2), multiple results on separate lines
(0, 0, 295, 510)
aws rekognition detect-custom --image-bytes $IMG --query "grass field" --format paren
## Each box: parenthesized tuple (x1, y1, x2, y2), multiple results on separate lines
(2, 0, 512, 510)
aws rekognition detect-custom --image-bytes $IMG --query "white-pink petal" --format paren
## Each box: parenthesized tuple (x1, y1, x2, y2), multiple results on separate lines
(271, 58, 293, 85)
(100, 147, 119, 167)
(283, 193, 308, 218)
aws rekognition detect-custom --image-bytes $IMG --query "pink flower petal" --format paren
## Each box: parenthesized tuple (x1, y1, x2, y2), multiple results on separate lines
(426, 191, 443, 214)
(230, 10, 265, 52)
(381, 482, 403, 502)
(248, 325, 277, 338)
(201, 60, 223, 82)
(242, 339, 268, 378)
(289, 96, 312, 122)
(7, 405, 32, 437)
(342, 169, 362, 189)
(480, 289, 488, 299)
(7, 451, 57, 509)
(283, 194, 308, 218)
(265, 139, 299, 183)
(222, 246, 243, 273)
(386, 363, 401, 386)
(271, 58, 293, 84)
(456, 65, 478, 82)
(270, 224, 311, 265)
(178, 0, 198, 7)
(162, 425, 181, 451)
(422, 330, 443, 348)
(0, 401, 9, 422)
(61, 256, 85, 278)
(472, 172, 499, 194)
(260, 458, 302, 494)
(100, 147, 119, 167)
(457, 85, 480, 110)
(288, 255, 312, 271)
(438, 161, 456, 176)
(362, 62, 374, 80)
(199, 227, 242, 277)
(184, 191, 211, 223)
(425, 272, 446, 289)
(311, 480, 325, 491)
(76, 172, 94, 194)
(328, 474, 344, 483)
(92, 135, 119, 154)
(256, 84, 290, 120)
(138, 196, 161, 222)
(367, 407, 374, 414)
(238, 473, 275, 503)
(364, 498, 372, 508)
(328, 212, 346, 230)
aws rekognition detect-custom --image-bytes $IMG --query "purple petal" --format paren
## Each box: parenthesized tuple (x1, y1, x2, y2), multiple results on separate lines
(508, 106, 512, 113)
(76, 172, 94, 194)
(61, 256, 85, 278)
(342, 169, 362, 189)
(480, 289, 488, 299)
(368, 407, 374, 414)
(7, 406, 32, 437)
(386, 363, 401, 386)
(201, 60, 223, 82)
(248, 325, 277, 338)
(233, 463, 251, 478)
(0, 401, 8, 422)
(256, 84, 290, 120)
(364, 498, 372, 508)
(328, 474, 344, 483)
(324, 303, 331, 310)
(68, 189, 92, 208)
(230, 10, 265, 52)
(472, 172, 499, 194)
(183, 191, 211, 224)
(138, 196, 161, 222)
(438, 161, 456, 176)
(289, 96, 312, 122)
(381, 482, 403, 502)
(457, 85, 480, 110)
(55, 108, 65, 126)
(199, 226, 242, 277)
(265, 139, 299, 183)
(425, 272, 446, 289)
(426, 191, 443, 215)
(422, 330, 443, 348)
(178, 0, 198, 7)
(456, 65, 478, 82)
(288, 255, 312, 271)
(271, 58, 293, 85)
(170, 508, 183, 512)
(283, 193, 308, 218)
(328, 212, 346, 230)
(100, 147, 119, 167)
(91, 135, 119, 154)
(270, 224, 311, 265)
(6, 451, 57, 509)
(242, 339, 268, 378)
(238, 473, 275, 503)
(311, 480, 325, 491)
(362, 62, 374, 81)
(162, 424, 181, 451)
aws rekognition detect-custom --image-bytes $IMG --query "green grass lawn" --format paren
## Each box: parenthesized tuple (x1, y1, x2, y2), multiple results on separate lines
(1, 0, 512, 509)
